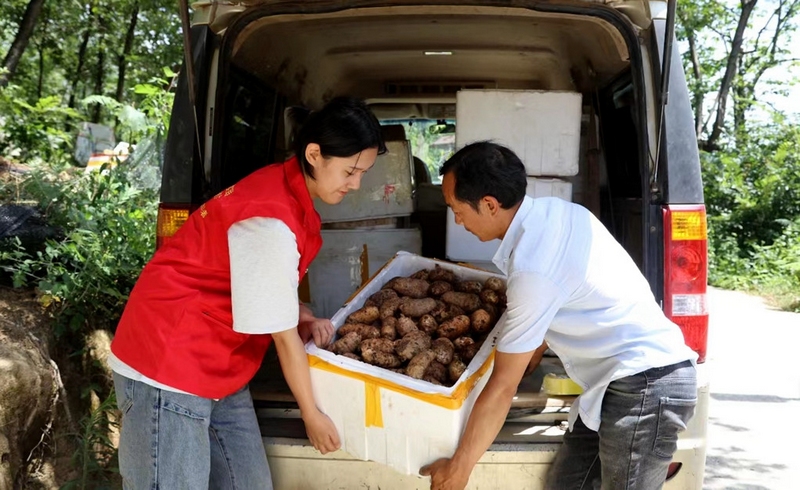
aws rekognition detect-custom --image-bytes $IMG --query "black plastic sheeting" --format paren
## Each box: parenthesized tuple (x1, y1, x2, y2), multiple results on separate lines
(0, 204, 59, 244)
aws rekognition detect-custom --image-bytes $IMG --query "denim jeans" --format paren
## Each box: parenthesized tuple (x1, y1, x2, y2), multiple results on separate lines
(113, 372, 272, 490)
(545, 360, 697, 490)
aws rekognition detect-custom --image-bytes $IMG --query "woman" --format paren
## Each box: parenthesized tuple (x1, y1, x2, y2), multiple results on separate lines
(109, 97, 386, 489)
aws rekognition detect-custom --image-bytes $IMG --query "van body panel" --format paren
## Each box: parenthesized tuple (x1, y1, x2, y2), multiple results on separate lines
(653, 20, 705, 204)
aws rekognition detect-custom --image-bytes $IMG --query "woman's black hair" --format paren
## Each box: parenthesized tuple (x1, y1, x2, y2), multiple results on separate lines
(439, 141, 527, 210)
(287, 97, 387, 179)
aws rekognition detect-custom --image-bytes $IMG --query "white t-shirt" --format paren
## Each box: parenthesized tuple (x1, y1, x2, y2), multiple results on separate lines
(493, 196, 697, 431)
(108, 217, 301, 396)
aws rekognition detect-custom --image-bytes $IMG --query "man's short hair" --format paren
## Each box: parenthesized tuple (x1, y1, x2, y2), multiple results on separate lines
(440, 141, 527, 210)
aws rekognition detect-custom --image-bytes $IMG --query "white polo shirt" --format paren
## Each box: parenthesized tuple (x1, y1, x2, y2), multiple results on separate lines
(492, 196, 697, 431)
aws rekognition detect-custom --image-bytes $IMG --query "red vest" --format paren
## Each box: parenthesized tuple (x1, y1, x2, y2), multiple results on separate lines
(111, 157, 322, 398)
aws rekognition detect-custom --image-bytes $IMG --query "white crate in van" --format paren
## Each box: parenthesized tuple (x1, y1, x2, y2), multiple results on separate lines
(314, 140, 414, 222)
(305, 252, 503, 477)
(456, 90, 581, 176)
(307, 228, 422, 319)
(446, 178, 573, 262)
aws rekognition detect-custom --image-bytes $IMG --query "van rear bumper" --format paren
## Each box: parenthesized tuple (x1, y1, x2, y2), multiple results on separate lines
(264, 438, 558, 489)
(263, 364, 708, 489)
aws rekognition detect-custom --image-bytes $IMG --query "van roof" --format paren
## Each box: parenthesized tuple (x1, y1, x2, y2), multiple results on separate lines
(195, 2, 649, 107)
(192, 1, 657, 32)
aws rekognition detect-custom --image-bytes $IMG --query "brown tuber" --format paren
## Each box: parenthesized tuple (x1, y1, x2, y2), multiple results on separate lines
(484, 277, 506, 292)
(394, 331, 432, 361)
(456, 281, 483, 295)
(391, 277, 431, 298)
(470, 309, 493, 333)
(418, 314, 439, 335)
(448, 358, 467, 382)
(431, 338, 455, 364)
(399, 297, 438, 317)
(430, 281, 453, 296)
(437, 315, 471, 340)
(406, 350, 436, 379)
(428, 265, 456, 283)
(346, 305, 380, 324)
(338, 323, 380, 340)
(332, 332, 361, 355)
(441, 291, 482, 313)
(380, 317, 397, 340)
(396, 316, 419, 337)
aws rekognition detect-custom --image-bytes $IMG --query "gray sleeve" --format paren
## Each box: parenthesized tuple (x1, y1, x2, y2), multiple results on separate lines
(228, 217, 300, 334)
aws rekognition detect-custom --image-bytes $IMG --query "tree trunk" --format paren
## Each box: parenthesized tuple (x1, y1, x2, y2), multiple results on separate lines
(733, 57, 748, 147)
(705, 0, 758, 150)
(37, 41, 44, 98)
(68, 3, 96, 109)
(685, 29, 704, 138)
(115, 4, 140, 102)
(0, 0, 46, 88)
(92, 20, 106, 124)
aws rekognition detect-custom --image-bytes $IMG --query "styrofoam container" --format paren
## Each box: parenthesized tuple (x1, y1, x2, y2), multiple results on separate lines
(314, 140, 414, 222)
(307, 228, 422, 319)
(456, 90, 581, 176)
(446, 178, 573, 262)
(305, 252, 504, 476)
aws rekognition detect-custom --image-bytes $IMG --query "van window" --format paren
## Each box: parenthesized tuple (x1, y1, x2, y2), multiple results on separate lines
(218, 67, 281, 188)
(382, 119, 455, 184)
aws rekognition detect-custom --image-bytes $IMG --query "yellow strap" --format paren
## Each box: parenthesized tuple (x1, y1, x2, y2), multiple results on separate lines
(365, 382, 384, 427)
(308, 351, 495, 410)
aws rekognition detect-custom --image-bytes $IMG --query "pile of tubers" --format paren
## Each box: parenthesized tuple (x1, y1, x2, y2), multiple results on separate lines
(327, 265, 507, 387)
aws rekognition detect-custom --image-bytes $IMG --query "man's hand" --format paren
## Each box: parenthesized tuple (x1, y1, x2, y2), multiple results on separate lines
(298, 318, 335, 347)
(420, 458, 470, 490)
(302, 409, 341, 454)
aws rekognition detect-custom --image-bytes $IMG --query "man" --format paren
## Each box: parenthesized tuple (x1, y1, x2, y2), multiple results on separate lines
(420, 142, 697, 490)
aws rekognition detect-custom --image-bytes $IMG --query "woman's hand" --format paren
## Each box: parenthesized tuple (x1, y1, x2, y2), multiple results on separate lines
(302, 409, 341, 454)
(298, 318, 335, 347)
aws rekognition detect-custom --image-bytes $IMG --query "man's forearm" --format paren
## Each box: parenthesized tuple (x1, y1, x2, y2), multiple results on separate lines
(451, 379, 516, 471)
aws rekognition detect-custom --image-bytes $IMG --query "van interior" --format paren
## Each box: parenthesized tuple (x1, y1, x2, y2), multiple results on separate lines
(210, 6, 649, 445)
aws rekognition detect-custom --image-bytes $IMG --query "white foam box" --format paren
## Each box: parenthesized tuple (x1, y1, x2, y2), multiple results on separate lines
(307, 228, 422, 319)
(446, 178, 573, 262)
(314, 140, 415, 222)
(455, 90, 582, 176)
(305, 252, 504, 476)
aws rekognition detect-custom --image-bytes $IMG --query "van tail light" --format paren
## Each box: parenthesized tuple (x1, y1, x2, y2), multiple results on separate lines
(156, 204, 191, 250)
(665, 462, 682, 481)
(663, 205, 708, 363)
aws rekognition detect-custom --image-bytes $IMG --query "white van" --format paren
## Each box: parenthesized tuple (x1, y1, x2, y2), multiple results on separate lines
(158, 1, 710, 487)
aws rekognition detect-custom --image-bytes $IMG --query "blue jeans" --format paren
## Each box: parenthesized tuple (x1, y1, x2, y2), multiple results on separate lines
(113, 372, 272, 490)
(545, 360, 697, 490)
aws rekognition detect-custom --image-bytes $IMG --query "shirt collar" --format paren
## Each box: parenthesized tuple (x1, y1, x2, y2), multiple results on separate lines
(284, 156, 321, 230)
(492, 195, 534, 275)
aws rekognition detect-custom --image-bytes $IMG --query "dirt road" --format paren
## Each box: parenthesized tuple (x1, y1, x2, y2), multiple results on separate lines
(703, 287, 800, 489)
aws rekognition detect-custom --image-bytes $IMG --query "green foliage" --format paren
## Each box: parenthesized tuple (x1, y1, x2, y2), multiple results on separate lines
(0, 85, 80, 162)
(703, 117, 800, 311)
(404, 120, 455, 183)
(61, 391, 120, 490)
(0, 161, 158, 335)
(1, 0, 182, 108)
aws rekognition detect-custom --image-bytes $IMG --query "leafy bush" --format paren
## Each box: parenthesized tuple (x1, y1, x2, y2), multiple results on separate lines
(0, 85, 80, 164)
(703, 117, 800, 311)
(61, 392, 121, 490)
(1, 161, 158, 336)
